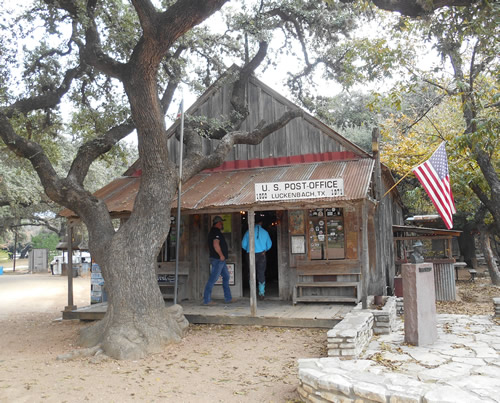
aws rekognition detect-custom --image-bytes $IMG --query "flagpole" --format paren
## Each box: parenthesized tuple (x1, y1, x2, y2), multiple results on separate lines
(382, 142, 443, 199)
(174, 96, 184, 305)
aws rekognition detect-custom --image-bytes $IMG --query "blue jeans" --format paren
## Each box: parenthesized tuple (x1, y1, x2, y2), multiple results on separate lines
(203, 258, 232, 303)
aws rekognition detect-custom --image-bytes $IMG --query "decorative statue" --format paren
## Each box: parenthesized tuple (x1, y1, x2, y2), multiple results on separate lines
(410, 240, 425, 263)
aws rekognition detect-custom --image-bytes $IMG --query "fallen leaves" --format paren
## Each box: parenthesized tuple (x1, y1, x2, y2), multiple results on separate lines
(436, 276, 499, 316)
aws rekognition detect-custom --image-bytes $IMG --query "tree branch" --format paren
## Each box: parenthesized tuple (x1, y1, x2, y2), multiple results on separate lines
(365, 0, 478, 17)
(4, 67, 84, 118)
(80, 1, 126, 79)
(69, 120, 136, 185)
(182, 110, 303, 179)
(402, 94, 446, 134)
(160, 46, 186, 114)
(131, 0, 160, 38)
(469, 181, 494, 219)
(230, 41, 269, 129)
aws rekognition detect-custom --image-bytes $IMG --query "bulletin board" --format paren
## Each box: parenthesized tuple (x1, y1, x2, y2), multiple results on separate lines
(289, 210, 305, 235)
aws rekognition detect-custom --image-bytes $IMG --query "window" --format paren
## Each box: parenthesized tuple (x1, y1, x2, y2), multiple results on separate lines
(307, 208, 345, 260)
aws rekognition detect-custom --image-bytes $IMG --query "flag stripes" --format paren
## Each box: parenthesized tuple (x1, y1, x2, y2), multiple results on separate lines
(412, 142, 456, 229)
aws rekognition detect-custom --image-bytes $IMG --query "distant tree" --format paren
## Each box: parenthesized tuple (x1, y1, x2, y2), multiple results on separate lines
(31, 231, 60, 258)
(379, 1, 499, 283)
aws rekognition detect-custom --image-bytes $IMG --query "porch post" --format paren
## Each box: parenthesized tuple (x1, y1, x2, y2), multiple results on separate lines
(65, 222, 76, 311)
(360, 201, 369, 309)
(248, 210, 257, 316)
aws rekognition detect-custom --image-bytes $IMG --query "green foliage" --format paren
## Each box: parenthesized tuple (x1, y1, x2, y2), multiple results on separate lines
(336, 125, 372, 152)
(375, 0, 499, 227)
(0, 250, 8, 262)
(31, 231, 59, 258)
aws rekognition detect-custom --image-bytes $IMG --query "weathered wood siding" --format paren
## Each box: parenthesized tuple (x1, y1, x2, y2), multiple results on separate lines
(278, 210, 293, 300)
(168, 76, 352, 162)
(344, 207, 359, 260)
(368, 172, 404, 296)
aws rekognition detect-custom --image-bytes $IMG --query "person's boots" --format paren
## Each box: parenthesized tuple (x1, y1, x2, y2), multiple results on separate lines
(258, 282, 265, 300)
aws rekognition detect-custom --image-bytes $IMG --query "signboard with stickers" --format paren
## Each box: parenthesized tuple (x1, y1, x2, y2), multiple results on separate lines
(308, 208, 345, 260)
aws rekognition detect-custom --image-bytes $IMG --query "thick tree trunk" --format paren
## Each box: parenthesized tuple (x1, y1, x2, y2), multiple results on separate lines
(479, 229, 500, 286)
(79, 213, 189, 360)
(457, 224, 478, 269)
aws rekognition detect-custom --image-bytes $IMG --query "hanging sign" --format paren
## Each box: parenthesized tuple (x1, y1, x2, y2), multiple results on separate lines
(255, 179, 344, 202)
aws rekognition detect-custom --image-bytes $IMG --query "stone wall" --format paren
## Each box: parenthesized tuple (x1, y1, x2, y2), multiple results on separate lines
(327, 296, 398, 359)
(299, 297, 499, 403)
(353, 296, 398, 335)
(298, 357, 425, 402)
(327, 311, 373, 359)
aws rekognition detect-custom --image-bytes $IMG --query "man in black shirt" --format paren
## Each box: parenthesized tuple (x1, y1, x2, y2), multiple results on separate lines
(203, 216, 234, 305)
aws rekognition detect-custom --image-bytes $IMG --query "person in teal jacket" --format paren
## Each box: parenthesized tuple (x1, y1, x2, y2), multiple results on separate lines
(242, 216, 272, 300)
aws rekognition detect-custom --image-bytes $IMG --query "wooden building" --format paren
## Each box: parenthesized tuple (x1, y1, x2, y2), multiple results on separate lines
(62, 69, 404, 308)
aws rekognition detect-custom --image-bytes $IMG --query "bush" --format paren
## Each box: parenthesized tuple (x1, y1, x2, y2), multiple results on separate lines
(0, 250, 9, 262)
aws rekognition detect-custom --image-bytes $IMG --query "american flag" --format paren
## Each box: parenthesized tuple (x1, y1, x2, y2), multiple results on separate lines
(412, 142, 456, 229)
(176, 99, 184, 119)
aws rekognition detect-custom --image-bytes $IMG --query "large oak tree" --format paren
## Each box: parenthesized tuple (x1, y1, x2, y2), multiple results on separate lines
(1, 0, 305, 359)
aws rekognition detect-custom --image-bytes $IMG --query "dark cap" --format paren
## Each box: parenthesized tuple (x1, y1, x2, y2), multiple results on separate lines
(213, 215, 225, 224)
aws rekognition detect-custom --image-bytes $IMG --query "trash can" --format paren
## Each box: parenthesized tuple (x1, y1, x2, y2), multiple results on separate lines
(394, 277, 403, 297)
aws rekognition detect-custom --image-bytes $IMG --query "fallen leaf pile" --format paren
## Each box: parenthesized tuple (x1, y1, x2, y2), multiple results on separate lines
(436, 270, 500, 316)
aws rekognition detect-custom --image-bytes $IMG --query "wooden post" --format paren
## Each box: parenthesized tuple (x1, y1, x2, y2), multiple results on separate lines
(372, 127, 382, 201)
(360, 201, 369, 309)
(372, 127, 386, 295)
(12, 230, 18, 272)
(248, 210, 257, 316)
(65, 223, 76, 311)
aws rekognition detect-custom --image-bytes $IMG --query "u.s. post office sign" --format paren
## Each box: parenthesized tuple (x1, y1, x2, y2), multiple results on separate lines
(255, 179, 344, 202)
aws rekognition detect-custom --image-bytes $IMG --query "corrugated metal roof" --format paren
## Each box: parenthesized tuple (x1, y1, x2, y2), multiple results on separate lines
(60, 159, 374, 218)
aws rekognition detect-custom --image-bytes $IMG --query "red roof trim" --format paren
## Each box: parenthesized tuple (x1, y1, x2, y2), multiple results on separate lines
(204, 151, 360, 172)
(130, 151, 362, 177)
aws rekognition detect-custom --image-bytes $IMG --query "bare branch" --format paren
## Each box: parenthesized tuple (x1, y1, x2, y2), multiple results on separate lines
(10, 217, 61, 235)
(182, 110, 303, 179)
(470, 181, 494, 214)
(0, 114, 63, 203)
(160, 46, 186, 114)
(80, 1, 126, 79)
(266, 8, 310, 65)
(69, 120, 136, 184)
(230, 41, 269, 128)
(142, 0, 229, 61)
(4, 66, 84, 118)
(363, 0, 478, 17)
(402, 94, 446, 133)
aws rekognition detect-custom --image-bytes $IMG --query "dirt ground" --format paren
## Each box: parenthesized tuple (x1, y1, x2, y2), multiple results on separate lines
(0, 260, 498, 403)
(0, 261, 325, 403)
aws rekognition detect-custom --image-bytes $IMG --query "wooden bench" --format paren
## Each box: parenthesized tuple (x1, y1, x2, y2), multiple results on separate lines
(453, 262, 467, 281)
(468, 269, 477, 282)
(293, 260, 361, 305)
(156, 262, 190, 300)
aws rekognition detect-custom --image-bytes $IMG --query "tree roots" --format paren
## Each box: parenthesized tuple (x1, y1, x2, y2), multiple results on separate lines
(74, 304, 189, 360)
(57, 345, 104, 361)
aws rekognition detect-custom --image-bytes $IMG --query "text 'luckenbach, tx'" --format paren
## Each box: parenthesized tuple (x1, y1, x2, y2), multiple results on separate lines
(254, 179, 344, 202)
